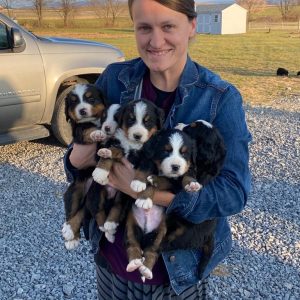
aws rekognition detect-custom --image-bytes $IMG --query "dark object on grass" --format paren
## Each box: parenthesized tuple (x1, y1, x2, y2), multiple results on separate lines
(297, 71, 300, 76)
(276, 68, 289, 76)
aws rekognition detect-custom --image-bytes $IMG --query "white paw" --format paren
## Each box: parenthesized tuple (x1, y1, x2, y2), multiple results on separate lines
(90, 130, 107, 142)
(135, 198, 153, 209)
(97, 148, 112, 158)
(146, 175, 155, 185)
(62, 223, 74, 241)
(130, 180, 147, 192)
(65, 239, 80, 250)
(175, 123, 187, 131)
(139, 265, 153, 280)
(99, 225, 105, 232)
(185, 181, 202, 192)
(104, 221, 118, 234)
(92, 168, 109, 185)
(105, 232, 115, 243)
(126, 258, 145, 272)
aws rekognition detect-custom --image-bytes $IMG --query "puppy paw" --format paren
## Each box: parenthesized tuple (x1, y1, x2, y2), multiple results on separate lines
(135, 198, 153, 209)
(99, 225, 105, 232)
(130, 180, 147, 192)
(65, 239, 80, 250)
(97, 148, 112, 158)
(175, 123, 187, 131)
(62, 222, 74, 241)
(92, 168, 109, 185)
(90, 130, 106, 142)
(185, 181, 202, 192)
(126, 258, 145, 272)
(139, 265, 153, 281)
(146, 175, 158, 187)
(104, 221, 118, 234)
(105, 232, 115, 243)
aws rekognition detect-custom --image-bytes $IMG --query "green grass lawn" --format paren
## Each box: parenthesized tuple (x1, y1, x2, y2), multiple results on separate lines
(23, 18, 300, 109)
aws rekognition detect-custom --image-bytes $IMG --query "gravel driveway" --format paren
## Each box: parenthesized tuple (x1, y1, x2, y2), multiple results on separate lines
(0, 102, 299, 300)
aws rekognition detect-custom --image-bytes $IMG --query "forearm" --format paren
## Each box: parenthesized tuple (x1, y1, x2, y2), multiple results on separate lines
(69, 143, 97, 169)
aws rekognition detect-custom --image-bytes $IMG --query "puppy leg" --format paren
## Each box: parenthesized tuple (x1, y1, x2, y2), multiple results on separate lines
(197, 236, 214, 278)
(135, 185, 155, 209)
(92, 158, 113, 185)
(182, 175, 202, 192)
(139, 219, 167, 282)
(130, 170, 151, 193)
(126, 212, 144, 272)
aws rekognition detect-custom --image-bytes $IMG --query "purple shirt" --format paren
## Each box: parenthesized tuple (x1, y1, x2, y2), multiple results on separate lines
(99, 71, 176, 284)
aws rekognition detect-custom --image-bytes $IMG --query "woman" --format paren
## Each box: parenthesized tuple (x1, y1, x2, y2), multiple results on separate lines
(64, 0, 251, 299)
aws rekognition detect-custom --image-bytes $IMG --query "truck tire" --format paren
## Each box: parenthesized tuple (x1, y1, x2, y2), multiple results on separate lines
(51, 85, 74, 147)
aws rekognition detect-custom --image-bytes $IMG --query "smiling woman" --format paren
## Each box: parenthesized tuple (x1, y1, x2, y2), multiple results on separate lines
(64, 0, 251, 299)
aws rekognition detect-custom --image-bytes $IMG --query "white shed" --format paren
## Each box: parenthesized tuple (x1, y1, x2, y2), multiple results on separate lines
(196, 3, 247, 35)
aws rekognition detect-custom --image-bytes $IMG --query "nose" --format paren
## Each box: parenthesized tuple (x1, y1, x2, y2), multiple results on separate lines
(133, 133, 142, 141)
(149, 28, 165, 49)
(171, 164, 180, 172)
(104, 126, 111, 133)
(79, 108, 87, 116)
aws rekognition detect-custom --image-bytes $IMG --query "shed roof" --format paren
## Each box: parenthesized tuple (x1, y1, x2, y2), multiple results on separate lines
(196, 3, 234, 13)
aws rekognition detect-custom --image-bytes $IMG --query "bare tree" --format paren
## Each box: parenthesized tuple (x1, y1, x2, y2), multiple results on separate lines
(236, 0, 266, 22)
(31, 0, 46, 26)
(58, 0, 75, 27)
(277, 0, 296, 20)
(90, 0, 124, 26)
(1, 0, 13, 17)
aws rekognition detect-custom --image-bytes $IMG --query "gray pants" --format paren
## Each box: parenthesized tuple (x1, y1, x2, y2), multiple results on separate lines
(96, 264, 208, 300)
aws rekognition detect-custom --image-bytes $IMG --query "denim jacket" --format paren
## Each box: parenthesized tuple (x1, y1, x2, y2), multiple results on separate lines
(64, 56, 251, 295)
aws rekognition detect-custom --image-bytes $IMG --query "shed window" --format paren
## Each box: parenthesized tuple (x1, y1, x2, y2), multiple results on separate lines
(214, 15, 219, 23)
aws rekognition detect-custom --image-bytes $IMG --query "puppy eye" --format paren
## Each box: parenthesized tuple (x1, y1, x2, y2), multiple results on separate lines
(70, 95, 77, 102)
(87, 97, 95, 103)
(180, 146, 187, 154)
(164, 145, 172, 153)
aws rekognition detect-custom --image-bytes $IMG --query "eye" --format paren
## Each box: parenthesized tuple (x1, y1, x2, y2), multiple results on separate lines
(87, 97, 95, 104)
(128, 115, 136, 125)
(180, 146, 187, 154)
(137, 25, 151, 34)
(70, 95, 77, 102)
(144, 116, 151, 125)
(163, 24, 174, 32)
(164, 144, 172, 153)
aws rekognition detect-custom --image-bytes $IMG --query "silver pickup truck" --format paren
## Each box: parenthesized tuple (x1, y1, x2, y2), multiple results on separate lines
(0, 13, 124, 146)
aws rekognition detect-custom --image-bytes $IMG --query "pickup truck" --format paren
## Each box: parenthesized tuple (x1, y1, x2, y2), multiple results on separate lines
(0, 13, 125, 146)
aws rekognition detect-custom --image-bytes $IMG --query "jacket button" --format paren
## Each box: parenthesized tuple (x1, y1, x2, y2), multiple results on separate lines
(169, 255, 176, 262)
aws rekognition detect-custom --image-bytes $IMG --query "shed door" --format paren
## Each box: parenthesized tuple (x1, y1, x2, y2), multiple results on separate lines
(197, 14, 211, 33)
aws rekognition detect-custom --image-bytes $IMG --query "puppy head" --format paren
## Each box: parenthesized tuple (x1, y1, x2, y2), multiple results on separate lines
(65, 84, 106, 123)
(180, 120, 226, 173)
(100, 104, 120, 137)
(116, 99, 165, 144)
(144, 129, 196, 178)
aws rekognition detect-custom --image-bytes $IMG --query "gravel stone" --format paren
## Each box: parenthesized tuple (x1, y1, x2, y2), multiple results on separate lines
(0, 99, 299, 299)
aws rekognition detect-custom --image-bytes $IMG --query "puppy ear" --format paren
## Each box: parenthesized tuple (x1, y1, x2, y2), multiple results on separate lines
(142, 132, 160, 159)
(191, 139, 198, 166)
(64, 94, 70, 122)
(156, 107, 165, 129)
(114, 104, 126, 127)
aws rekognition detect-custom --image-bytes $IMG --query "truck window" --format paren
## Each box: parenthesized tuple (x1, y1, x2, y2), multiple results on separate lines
(0, 22, 9, 49)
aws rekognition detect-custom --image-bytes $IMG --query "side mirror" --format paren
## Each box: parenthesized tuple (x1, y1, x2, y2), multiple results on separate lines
(11, 27, 25, 49)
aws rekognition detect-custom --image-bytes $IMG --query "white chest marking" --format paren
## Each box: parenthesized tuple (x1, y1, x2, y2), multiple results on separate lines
(132, 205, 164, 234)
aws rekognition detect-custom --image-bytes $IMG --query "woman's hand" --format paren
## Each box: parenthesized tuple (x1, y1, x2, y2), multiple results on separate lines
(69, 143, 97, 169)
(108, 158, 138, 199)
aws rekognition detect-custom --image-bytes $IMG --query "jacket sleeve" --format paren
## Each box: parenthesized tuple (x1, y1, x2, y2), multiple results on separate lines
(166, 89, 252, 223)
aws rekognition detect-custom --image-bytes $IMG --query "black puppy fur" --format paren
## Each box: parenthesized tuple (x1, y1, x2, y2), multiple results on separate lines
(276, 68, 289, 77)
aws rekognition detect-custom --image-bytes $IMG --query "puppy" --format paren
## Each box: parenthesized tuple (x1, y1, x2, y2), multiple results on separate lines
(126, 129, 201, 282)
(276, 68, 289, 77)
(62, 101, 120, 250)
(90, 99, 165, 242)
(65, 83, 107, 144)
(127, 120, 226, 281)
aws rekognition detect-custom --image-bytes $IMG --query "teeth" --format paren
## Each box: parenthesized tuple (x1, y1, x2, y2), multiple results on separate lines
(149, 50, 169, 56)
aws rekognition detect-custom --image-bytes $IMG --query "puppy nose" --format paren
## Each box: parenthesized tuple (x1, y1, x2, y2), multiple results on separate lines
(134, 134, 142, 141)
(79, 108, 87, 116)
(171, 164, 180, 172)
(104, 126, 111, 133)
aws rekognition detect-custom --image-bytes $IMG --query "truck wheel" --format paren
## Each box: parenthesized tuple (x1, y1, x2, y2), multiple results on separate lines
(51, 85, 74, 147)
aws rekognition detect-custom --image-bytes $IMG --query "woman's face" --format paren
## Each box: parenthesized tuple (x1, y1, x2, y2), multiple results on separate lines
(131, 0, 196, 76)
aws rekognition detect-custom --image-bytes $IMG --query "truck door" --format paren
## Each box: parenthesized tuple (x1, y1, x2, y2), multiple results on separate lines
(0, 20, 46, 133)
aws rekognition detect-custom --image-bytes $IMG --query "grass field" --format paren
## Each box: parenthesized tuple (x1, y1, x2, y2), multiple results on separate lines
(17, 15, 300, 109)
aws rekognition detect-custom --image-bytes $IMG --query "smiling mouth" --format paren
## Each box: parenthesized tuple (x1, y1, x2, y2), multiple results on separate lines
(147, 49, 171, 56)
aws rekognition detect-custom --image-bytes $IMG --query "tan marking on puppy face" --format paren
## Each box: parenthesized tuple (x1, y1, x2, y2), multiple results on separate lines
(147, 127, 158, 140)
(85, 91, 92, 98)
(190, 122, 197, 128)
(92, 103, 105, 118)
(68, 110, 79, 122)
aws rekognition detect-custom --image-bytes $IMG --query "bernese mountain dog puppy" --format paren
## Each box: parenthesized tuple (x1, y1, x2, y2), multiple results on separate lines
(126, 121, 226, 281)
(89, 99, 165, 243)
(62, 88, 120, 250)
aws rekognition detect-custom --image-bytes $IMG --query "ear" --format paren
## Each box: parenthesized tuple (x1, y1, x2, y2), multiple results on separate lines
(114, 104, 126, 127)
(191, 139, 198, 166)
(156, 107, 165, 129)
(64, 94, 70, 122)
(95, 86, 108, 106)
(142, 132, 160, 159)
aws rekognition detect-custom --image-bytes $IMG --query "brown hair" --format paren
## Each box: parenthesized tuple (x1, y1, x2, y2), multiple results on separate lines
(128, 0, 197, 21)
